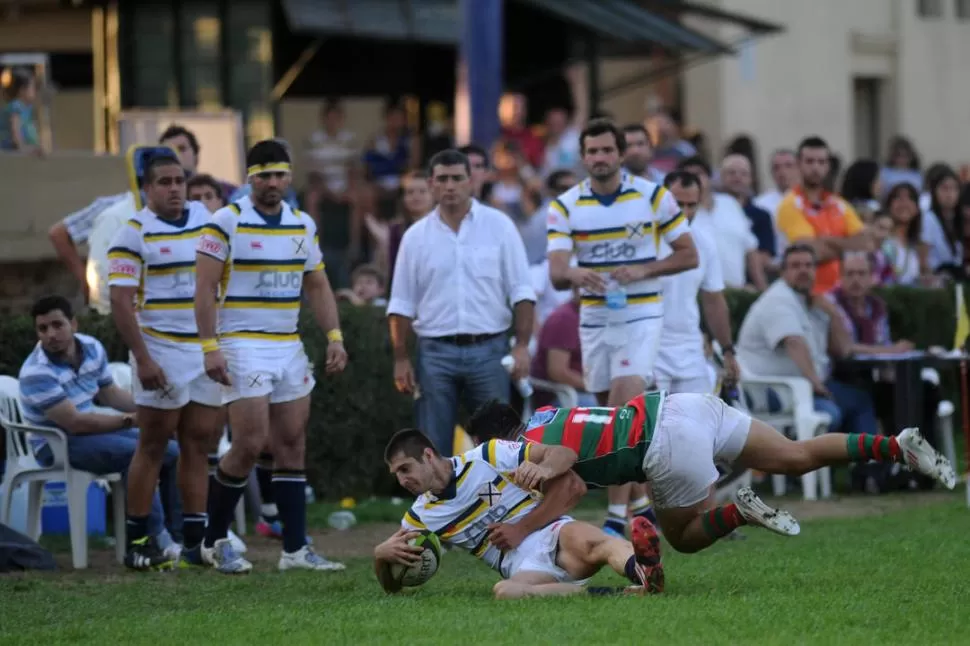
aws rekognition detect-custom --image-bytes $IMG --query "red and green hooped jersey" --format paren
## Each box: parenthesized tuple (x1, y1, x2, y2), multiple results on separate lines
(521, 392, 663, 488)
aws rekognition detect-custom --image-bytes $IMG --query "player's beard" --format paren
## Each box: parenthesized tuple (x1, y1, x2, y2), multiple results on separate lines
(624, 157, 647, 176)
(590, 164, 619, 182)
(253, 189, 282, 211)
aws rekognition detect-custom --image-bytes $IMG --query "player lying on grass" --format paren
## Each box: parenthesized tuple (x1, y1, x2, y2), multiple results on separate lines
(374, 429, 664, 598)
(467, 392, 957, 555)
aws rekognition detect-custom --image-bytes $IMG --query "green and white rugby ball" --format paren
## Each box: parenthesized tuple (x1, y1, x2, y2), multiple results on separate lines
(390, 531, 443, 587)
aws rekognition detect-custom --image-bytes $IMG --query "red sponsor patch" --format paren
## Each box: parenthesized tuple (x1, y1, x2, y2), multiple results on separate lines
(108, 260, 137, 277)
(547, 214, 558, 224)
(251, 241, 263, 250)
(159, 246, 172, 255)
(198, 237, 224, 255)
(620, 359, 630, 367)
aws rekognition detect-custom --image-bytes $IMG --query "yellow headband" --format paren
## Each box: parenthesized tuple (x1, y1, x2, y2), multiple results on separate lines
(247, 162, 291, 178)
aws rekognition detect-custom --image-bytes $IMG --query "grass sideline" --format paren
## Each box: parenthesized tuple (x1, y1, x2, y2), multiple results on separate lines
(2, 497, 969, 645)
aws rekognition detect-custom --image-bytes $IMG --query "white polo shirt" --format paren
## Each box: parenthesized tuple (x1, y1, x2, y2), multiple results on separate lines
(692, 193, 758, 288)
(387, 199, 536, 338)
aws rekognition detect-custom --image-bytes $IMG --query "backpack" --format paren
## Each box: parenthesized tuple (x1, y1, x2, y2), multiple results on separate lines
(0, 522, 56, 573)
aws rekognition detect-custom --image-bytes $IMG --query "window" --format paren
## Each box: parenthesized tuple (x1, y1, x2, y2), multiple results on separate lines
(956, 0, 970, 19)
(180, 1, 223, 108)
(918, 0, 943, 17)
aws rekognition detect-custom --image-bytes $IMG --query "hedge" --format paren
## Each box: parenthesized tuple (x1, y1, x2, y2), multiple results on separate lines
(0, 286, 966, 498)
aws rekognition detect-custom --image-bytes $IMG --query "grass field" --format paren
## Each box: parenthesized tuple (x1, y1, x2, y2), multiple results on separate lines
(2, 492, 969, 646)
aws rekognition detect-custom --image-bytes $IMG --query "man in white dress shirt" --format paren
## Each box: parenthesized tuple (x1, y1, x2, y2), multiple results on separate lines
(654, 171, 740, 394)
(387, 149, 537, 455)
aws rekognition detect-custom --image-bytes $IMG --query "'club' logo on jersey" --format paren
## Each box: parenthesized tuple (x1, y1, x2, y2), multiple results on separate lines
(477, 482, 501, 507)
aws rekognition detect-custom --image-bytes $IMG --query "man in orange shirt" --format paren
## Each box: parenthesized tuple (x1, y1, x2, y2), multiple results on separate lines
(776, 136, 869, 293)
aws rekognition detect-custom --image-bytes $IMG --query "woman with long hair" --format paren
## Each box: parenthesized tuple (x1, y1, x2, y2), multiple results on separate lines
(921, 168, 963, 278)
(879, 135, 922, 198)
(839, 159, 881, 223)
(364, 170, 433, 278)
(881, 183, 932, 285)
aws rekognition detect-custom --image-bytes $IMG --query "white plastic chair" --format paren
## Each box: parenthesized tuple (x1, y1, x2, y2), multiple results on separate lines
(0, 375, 125, 568)
(735, 359, 833, 501)
(108, 361, 133, 393)
(521, 378, 580, 423)
(216, 428, 247, 535)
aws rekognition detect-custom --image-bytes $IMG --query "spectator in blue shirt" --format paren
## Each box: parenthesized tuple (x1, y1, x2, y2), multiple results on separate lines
(721, 153, 778, 277)
(0, 68, 41, 153)
(18, 295, 180, 555)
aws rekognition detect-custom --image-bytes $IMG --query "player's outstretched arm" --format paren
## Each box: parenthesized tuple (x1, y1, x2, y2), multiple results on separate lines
(373, 529, 423, 594)
(489, 470, 587, 551)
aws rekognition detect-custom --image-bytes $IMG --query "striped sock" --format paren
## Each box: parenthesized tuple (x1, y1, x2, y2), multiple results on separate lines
(203, 466, 248, 548)
(273, 470, 308, 554)
(182, 513, 207, 549)
(629, 496, 657, 524)
(846, 434, 900, 462)
(604, 504, 627, 535)
(701, 504, 746, 540)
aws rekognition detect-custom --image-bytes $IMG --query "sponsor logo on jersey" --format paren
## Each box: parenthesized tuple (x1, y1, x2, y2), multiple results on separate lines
(525, 408, 556, 430)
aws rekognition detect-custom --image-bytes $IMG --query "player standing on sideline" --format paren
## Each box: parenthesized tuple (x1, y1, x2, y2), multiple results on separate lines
(653, 170, 740, 393)
(468, 394, 956, 555)
(547, 119, 698, 539)
(107, 155, 225, 570)
(194, 140, 348, 573)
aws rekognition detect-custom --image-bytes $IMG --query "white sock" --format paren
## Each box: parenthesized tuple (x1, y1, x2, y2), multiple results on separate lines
(607, 504, 627, 519)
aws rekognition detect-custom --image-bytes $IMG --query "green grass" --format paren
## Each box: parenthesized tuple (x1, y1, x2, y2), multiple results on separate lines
(2, 497, 969, 645)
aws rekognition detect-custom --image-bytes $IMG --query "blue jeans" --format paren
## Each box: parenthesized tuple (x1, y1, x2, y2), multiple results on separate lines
(416, 335, 511, 455)
(36, 429, 179, 540)
(814, 379, 879, 435)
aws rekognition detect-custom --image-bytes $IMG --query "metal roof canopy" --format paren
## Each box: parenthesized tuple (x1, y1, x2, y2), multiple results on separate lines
(281, 0, 735, 53)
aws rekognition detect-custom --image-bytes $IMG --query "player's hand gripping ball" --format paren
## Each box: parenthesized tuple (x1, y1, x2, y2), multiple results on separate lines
(390, 531, 443, 587)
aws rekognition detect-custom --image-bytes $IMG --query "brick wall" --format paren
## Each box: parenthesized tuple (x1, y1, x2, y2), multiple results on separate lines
(0, 261, 85, 317)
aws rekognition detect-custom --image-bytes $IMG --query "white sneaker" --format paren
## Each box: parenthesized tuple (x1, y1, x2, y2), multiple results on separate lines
(278, 545, 346, 571)
(163, 542, 183, 561)
(227, 529, 248, 554)
(734, 487, 800, 536)
(201, 538, 253, 574)
(897, 427, 957, 489)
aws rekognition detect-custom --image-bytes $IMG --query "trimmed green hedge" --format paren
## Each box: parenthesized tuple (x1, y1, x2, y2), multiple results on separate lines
(1, 286, 966, 498)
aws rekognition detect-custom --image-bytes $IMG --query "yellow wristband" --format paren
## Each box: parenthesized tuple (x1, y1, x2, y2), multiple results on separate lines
(201, 338, 220, 353)
(327, 329, 344, 344)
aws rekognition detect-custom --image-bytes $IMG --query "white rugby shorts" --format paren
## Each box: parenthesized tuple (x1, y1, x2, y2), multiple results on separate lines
(580, 316, 663, 394)
(221, 339, 315, 405)
(643, 393, 752, 509)
(503, 516, 589, 584)
(130, 335, 222, 410)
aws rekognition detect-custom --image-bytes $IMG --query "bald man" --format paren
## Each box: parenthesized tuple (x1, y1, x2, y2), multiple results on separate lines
(720, 154, 777, 273)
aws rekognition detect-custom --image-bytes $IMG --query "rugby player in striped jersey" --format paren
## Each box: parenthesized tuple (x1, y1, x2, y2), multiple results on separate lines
(468, 392, 955, 555)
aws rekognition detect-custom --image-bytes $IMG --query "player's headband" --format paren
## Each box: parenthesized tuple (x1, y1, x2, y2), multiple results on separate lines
(247, 162, 291, 178)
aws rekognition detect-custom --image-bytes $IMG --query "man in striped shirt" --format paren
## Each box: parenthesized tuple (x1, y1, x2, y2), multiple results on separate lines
(18, 295, 179, 555)
(107, 154, 226, 571)
(374, 429, 664, 597)
(194, 139, 347, 573)
(467, 393, 956, 559)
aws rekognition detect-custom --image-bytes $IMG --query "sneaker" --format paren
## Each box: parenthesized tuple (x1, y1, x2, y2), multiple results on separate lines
(897, 427, 957, 490)
(734, 487, 800, 537)
(630, 517, 664, 593)
(201, 538, 253, 574)
(163, 542, 183, 561)
(124, 536, 176, 572)
(227, 529, 248, 554)
(278, 545, 345, 571)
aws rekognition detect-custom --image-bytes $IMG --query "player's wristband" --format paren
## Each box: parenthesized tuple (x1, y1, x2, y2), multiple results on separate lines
(327, 329, 344, 344)
(201, 338, 220, 353)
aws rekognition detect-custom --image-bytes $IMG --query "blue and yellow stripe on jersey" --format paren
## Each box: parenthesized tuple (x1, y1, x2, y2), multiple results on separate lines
(142, 225, 205, 243)
(580, 291, 661, 307)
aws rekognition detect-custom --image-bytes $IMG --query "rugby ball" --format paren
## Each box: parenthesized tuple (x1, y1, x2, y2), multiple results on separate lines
(390, 531, 442, 587)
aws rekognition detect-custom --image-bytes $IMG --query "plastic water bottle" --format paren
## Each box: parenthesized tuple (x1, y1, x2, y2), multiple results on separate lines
(328, 510, 357, 531)
(304, 485, 316, 504)
(604, 278, 628, 347)
(501, 354, 534, 398)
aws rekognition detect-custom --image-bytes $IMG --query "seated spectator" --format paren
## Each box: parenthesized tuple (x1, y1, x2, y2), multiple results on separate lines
(17, 296, 180, 554)
(679, 157, 767, 290)
(0, 67, 41, 154)
(529, 292, 595, 408)
(920, 167, 963, 280)
(186, 174, 227, 214)
(336, 264, 387, 307)
(827, 252, 942, 489)
(737, 245, 879, 437)
(882, 183, 933, 286)
(880, 135, 922, 197)
(868, 213, 897, 286)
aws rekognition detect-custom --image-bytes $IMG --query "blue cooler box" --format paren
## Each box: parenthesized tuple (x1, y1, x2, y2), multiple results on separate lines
(41, 481, 107, 536)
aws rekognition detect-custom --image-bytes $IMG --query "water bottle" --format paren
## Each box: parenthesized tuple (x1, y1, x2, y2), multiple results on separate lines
(305, 485, 316, 504)
(328, 510, 357, 531)
(501, 354, 534, 398)
(604, 278, 628, 347)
